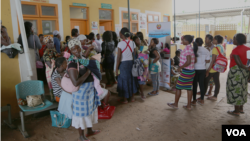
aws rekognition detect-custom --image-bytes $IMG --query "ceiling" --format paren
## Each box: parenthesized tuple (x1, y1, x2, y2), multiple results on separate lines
(175, 6, 250, 21)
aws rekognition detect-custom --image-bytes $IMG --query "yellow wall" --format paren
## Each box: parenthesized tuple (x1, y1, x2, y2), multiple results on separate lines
(226, 44, 234, 58)
(1, 0, 21, 119)
(62, 0, 172, 38)
(214, 30, 237, 41)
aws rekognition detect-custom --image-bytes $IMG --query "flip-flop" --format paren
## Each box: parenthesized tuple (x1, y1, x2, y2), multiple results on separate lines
(86, 130, 101, 137)
(167, 103, 178, 109)
(191, 103, 196, 106)
(197, 100, 204, 106)
(227, 110, 240, 116)
(130, 99, 136, 102)
(205, 93, 212, 97)
(207, 96, 217, 101)
(141, 96, 146, 100)
(240, 111, 245, 114)
(183, 105, 192, 110)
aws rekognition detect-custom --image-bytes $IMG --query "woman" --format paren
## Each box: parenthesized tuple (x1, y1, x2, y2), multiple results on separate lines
(116, 27, 138, 104)
(226, 33, 250, 116)
(18, 21, 41, 61)
(136, 31, 147, 46)
(174, 50, 180, 66)
(204, 35, 224, 101)
(167, 35, 196, 110)
(101, 31, 116, 87)
(63, 35, 71, 54)
(67, 38, 101, 141)
(87, 32, 101, 53)
(39, 34, 46, 58)
(191, 38, 210, 106)
(146, 38, 161, 95)
(0, 20, 11, 47)
(112, 31, 118, 48)
(43, 36, 60, 101)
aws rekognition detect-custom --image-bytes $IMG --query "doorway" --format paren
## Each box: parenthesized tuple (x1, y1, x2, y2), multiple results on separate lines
(70, 6, 89, 36)
(99, 9, 114, 35)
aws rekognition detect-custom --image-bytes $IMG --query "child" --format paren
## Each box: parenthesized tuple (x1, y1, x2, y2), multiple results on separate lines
(51, 57, 67, 102)
(145, 38, 161, 96)
(133, 36, 148, 100)
(170, 58, 180, 91)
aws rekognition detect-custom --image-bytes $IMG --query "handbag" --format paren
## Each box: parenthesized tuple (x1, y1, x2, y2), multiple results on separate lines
(61, 62, 80, 93)
(50, 110, 71, 128)
(26, 95, 45, 107)
(33, 35, 44, 69)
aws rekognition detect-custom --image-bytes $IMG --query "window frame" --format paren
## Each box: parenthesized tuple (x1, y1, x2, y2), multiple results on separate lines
(122, 11, 139, 34)
(147, 14, 160, 32)
(39, 3, 58, 18)
(19, 1, 59, 37)
(163, 15, 170, 22)
(21, 2, 40, 17)
(99, 8, 114, 31)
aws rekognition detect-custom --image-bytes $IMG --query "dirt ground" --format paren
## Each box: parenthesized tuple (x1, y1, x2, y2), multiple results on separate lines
(1, 71, 250, 141)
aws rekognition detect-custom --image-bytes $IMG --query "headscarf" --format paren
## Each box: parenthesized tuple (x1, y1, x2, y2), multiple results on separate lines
(76, 34, 87, 41)
(68, 38, 81, 50)
(44, 36, 53, 44)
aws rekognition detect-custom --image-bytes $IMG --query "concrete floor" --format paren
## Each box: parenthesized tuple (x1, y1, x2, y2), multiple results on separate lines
(1, 70, 250, 141)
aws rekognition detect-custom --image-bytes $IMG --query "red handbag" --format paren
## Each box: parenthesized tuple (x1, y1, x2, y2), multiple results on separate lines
(61, 62, 80, 93)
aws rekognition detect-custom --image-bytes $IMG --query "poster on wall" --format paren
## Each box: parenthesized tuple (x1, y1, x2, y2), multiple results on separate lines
(91, 22, 98, 35)
(148, 22, 171, 89)
(139, 13, 147, 29)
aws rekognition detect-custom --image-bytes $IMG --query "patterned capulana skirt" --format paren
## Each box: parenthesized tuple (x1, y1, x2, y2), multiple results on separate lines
(117, 60, 138, 98)
(226, 65, 249, 106)
(176, 69, 195, 90)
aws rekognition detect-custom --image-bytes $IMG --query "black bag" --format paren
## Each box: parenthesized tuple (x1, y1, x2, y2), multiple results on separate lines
(1, 48, 19, 58)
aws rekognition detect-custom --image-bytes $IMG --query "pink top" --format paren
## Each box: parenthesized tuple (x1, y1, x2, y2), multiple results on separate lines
(179, 44, 195, 70)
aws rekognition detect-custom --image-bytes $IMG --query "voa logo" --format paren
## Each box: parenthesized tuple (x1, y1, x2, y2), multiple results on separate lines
(226, 129, 246, 136)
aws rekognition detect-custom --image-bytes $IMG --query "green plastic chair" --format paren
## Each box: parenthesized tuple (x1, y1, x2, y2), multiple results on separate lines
(15, 80, 58, 138)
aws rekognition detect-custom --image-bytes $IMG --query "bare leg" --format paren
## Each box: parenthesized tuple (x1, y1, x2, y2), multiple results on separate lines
(101, 91, 110, 109)
(186, 90, 192, 109)
(174, 89, 181, 107)
(86, 127, 100, 137)
(139, 85, 145, 99)
(78, 128, 88, 141)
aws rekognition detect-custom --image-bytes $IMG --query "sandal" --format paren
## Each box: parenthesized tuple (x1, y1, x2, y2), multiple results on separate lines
(130, 98, 136, 102)
(183, 105, 192, 110)
(191, 101, 196, 106)
(86, 130, 101, 137)
(240, 111, 245, 114)
(167, 103, 178, 109)
(207, 96, 217, 101)
(227, 110, 240, 116)
(141, 96, 146, 100)
(205, 93, 212, 97)
(197, 100, 204, 106)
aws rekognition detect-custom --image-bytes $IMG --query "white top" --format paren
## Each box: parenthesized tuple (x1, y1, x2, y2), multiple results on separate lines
(94, 40, 102, 53)
(118, 40, 136, 61)
(96, 39, 103, 45)
(195, 46, 210, 70)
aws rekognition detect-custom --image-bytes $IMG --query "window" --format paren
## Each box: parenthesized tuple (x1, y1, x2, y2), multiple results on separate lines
(163, 15, 170, 22)
(70, 7, 87, 19)
(20, 2, 58, 37)
(122, 11, 139, 33)
(99, 10, 112, 20)
(147, 14, 160, 31)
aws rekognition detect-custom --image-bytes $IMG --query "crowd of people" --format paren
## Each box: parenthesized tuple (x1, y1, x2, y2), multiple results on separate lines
(1, 20, 250, 140)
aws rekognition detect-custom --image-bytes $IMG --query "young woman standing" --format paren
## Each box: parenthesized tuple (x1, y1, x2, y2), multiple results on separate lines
(167, 35, 196, 110)
(116, 27, 138, 104)
(191, 38, 210, 106)
(226, 33, 250, 116)
(204, 35, 224, 101)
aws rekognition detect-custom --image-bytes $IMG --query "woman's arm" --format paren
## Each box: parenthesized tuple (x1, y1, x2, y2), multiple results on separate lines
(35, 35, 42, 49)
(153, 50, 160, 63)
(116, 48, 122, 76)
(177, 55, 191, 72)
(68, 68, 91, 87)
(206, 54, 217, 76)
(233, 55, 249, 70)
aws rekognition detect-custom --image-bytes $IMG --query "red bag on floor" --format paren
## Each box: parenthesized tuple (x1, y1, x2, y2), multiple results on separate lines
(98, 105, 116, 119)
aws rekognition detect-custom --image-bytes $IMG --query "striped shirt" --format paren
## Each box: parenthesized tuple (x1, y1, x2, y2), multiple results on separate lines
(51, 70, 63, 97)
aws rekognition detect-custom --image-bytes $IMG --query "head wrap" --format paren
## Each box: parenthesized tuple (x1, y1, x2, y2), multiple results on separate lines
(76, 34, 87, 41)
(53, 30, 60, 36)
(43, 36, 53, 44)
(68, 38, 81, 50)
